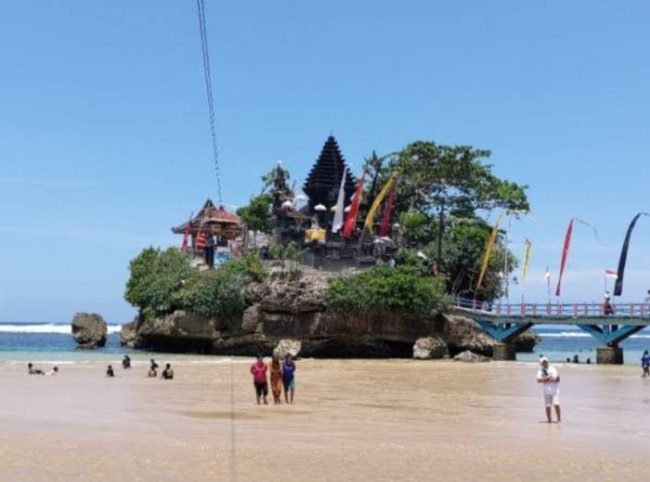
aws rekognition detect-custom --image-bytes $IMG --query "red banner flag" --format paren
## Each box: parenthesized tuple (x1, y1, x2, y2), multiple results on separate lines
(555, 218, 574, 297)
(378, 180, 396, 237)
(180, 214, 193, 253)
(342, 170, 366, 239)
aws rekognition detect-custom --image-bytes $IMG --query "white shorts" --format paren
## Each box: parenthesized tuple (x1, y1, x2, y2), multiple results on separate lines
(544, 394, 560, 407)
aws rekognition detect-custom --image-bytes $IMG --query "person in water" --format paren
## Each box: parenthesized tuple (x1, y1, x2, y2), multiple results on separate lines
(27, 362, 44, 375)
(270, 354, 283, 404)
(161, 363, 174, 380)
(148, 359, 159, 377)
(250, 354, 268, 405)
(122, 355, 131, 369)
(536, 357, 561, 423)
(642, 350, 650, 378)
(281, 354, 297, 404)
(106, 365, 115, 377)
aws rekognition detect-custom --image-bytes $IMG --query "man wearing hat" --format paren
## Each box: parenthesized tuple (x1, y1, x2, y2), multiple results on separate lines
(536, 357, 561, 423)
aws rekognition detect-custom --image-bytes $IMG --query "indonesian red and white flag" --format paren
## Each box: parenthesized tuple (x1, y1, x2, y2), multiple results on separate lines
(605, 269, 618, 279)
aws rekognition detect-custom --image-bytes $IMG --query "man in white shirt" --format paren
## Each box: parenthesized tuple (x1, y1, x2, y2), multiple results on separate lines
(536, 357, 561, 423)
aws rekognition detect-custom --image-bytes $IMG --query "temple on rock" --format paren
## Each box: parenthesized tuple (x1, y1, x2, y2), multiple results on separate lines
(269, 135, 395, 270)
(172, 135, 397, 271)
(303, 136, 357, 212)
(171, 199, 242, 269)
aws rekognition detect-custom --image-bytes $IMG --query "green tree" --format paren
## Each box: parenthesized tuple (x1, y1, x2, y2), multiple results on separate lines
(125, 249, 266, 318)
(179, 255, 265, 318)
(325, 266, 450, 315)
(383, 141, 530, 216)
(124, 247, 193, 316)
(237, 194, 272, 249)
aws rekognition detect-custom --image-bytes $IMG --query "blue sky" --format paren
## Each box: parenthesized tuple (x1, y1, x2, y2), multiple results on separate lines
(1, 1, 649, 323)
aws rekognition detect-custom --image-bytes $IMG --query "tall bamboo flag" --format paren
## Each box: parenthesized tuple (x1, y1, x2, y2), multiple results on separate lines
(331, 170, 347, 233)
(555, 219, 574, 297)
(378, 180, 397, 237)
(522, 238, 532, 285)
(476, 211, 504, 293)
(555, 217, 605, 297)
(342, 170, 366, 239)
(614, 212, 649, 296)
(365, 175, 396, 231)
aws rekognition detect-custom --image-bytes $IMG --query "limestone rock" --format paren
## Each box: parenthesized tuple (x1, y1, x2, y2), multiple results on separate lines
(273, 339, 302, 359)
(119, 319, 139, 348)
(454, 350, 490, 363)
(71, 312, 107, 349)
(413, 336, 449, 359)
(241, 304, 262, 333)
(247, 266, 332, 314)
(441, 314, 497, 356)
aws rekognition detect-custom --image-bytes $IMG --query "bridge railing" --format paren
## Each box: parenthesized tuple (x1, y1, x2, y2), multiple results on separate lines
(454, 297, 650, 318)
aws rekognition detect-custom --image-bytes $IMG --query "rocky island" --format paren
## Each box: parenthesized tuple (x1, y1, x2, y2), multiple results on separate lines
(120, 261, 537, 358)
(120, 136, 537, 359)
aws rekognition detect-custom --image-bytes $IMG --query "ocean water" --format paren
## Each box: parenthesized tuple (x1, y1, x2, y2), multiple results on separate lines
(1, 322, 649, 365)
(0, 322, 249, 369)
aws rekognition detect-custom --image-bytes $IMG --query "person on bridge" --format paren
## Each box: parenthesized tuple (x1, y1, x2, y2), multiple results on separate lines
(536, 357, 561, 423)
(603, 292, 615, 316)
(642, 350, 650, 378)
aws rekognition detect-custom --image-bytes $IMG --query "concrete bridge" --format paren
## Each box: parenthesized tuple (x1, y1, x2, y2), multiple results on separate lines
(453, 298, 650, 364)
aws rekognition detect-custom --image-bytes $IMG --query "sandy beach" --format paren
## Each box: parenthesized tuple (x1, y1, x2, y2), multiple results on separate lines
(1, 358, 649, 482)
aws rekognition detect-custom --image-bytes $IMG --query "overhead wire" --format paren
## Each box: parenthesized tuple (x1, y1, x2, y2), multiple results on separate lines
(196, 0, 223, 205)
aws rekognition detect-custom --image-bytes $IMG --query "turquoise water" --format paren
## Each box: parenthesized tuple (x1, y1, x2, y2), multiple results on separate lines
(1, 322, 649, 365)
(518, 325, 650, 365)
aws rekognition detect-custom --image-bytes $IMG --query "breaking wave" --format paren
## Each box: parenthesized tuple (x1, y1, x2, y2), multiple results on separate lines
(0, 323, 122, 334)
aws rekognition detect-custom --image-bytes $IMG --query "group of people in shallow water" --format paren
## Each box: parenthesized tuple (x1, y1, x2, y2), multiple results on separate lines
(105, 355, 174, 379)
(250, 353, 297, 405)
(27, 362, 58, 376)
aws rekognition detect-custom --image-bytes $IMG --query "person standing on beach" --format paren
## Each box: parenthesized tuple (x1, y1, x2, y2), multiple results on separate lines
(281, 354, 296, 404)
(250, 354, 268, 405)
(641, 350, 650, 378)
(270, 355, 283, 404)
(536, 357, 561, 423)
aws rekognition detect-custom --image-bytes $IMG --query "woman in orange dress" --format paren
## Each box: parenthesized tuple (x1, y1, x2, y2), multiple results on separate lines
(270, 355, 283, 404)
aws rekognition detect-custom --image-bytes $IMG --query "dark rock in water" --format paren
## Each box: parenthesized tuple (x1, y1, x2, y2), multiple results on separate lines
(413, 336, 449, 359)
(454, 350, 490, 363)
(71, 312, 107, 349)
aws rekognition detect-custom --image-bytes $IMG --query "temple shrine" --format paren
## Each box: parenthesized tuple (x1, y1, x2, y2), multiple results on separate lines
(171, 199, 242, 268)
(270, 135, 394, 270)
(173, 135, 396, 271)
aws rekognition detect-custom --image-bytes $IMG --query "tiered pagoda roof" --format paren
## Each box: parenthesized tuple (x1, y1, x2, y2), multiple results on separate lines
(303, 136, 357, 211)
(171, 199, 241, 234)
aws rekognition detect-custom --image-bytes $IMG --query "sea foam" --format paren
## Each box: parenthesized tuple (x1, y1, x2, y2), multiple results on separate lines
(0, 324, 122, 335)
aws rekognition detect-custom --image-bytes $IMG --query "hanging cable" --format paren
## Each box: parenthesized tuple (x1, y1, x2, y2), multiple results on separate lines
(196, 0, 223, 205)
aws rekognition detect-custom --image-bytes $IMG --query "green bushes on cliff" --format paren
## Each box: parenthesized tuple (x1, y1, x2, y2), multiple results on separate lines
(125, 248, 266, 318)
(325, 266, 450, 315)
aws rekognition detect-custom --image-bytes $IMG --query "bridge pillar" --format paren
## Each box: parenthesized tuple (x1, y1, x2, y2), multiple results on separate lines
(596, 345, 624, 365)
(492, 342, 516, 361)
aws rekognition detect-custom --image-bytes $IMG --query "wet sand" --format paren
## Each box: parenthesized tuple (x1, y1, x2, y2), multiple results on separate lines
(1, 359, 649, 481)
